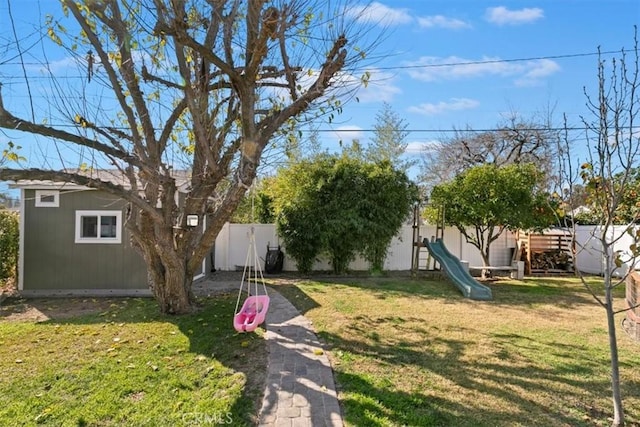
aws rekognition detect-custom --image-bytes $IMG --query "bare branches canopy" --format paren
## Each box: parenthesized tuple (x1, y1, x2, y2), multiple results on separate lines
(0, 0, 381, 313)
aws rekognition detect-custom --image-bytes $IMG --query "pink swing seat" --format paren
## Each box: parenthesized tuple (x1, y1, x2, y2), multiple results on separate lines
(233, 295, 270, 333)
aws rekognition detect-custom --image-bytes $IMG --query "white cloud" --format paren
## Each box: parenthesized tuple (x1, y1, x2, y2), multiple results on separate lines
(320, 68, 401, 104)
(407, 98, 479, 116)
(405, 55, 560, 85)
(348, 3, 472, 32)
(355, 81, 402, 103)
(514, 59, 561, 86)
(331, 125, 364, 144)
(405, 140, 439, 154)
(485, 6, 544, 26)
(417, 15, 471, 30)
(347, 2, 412, 26)
(406, 56, 510, 81)
(352, 69, 401, 103)
(259, 67, 401, 112)
(36, 56, 80, 74)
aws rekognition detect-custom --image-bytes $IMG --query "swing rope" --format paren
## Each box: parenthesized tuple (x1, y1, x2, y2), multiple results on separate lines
(232, 181, 270, 333)
(233, 226, 269, 316)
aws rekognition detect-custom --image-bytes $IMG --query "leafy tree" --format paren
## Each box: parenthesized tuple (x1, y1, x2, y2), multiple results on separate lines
(0, 1, 380, 314)
(267, 154, 417, 274)
(426, 163, 556, 275)
(268, 156, 331, 273)
(282, 129, 325, 165)
(558, 31, 640, 426)
(573, 168, 640, 225)
(359, 162, 419, 271)
(365, 102, 415, 171)
(0, 193, 18, 210)
(419, 113, 560, 194)
(230, 178, 276, 224)
(562, 183, 590, 211)
(611, 169, 640, 224)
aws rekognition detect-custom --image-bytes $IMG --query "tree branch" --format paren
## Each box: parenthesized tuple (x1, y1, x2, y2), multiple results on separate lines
(0, 100, 140, 167)
(614, 302, 640, 315)
(0, 168, 161, 221)
(63, 0, 150, 165)
(260, 34, 348, 138)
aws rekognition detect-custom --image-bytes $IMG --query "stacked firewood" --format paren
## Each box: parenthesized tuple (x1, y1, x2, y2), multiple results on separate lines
(530, 249, 571, 271)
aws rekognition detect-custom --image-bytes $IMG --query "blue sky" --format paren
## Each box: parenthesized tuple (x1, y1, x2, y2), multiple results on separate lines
(1, 0, 639, 191)
(333, 0, 639, 156)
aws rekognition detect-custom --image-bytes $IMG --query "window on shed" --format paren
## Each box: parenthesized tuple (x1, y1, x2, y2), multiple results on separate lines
(100, 215, 118, 238)
(75, 210, 122, 244)
(35, 190, 60, 207)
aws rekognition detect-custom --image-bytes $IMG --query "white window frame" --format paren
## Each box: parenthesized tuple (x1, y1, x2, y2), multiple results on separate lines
(75, 210, 122, 244)
(35, 190, 60, 207)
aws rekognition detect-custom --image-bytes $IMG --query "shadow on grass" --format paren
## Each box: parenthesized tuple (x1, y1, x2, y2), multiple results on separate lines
(334, 371, 463, 426)
(274, 274, 600, 310)
(319, 327, 623, 426)
(0, 293, 267, 426)
(266, 281, 321, 313)
(271, 276, 640, 426)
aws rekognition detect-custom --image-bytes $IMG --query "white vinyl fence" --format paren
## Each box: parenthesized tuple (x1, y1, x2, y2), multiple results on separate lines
(213, 223, 640, 276)
(213, 223, 516, 273)
(574, 225, 640, 277)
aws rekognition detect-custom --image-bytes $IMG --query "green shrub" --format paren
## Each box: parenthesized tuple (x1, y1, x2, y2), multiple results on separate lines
(0, 209, 19, 282)
(268, 155, 418, 274)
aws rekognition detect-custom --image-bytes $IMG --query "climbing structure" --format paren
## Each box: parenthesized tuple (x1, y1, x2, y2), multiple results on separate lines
(411, 203, 444, 275)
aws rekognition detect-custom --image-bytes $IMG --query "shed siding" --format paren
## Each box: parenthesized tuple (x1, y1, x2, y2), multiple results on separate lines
(23, 189, 147, 290)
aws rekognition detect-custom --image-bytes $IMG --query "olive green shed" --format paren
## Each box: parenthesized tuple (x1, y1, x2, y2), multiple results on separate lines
(18, 187, 148, 296)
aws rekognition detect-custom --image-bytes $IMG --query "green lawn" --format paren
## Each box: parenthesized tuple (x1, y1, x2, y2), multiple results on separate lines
(2, 276, 639, 426)
(0, 294, 267, 426)
(272, 275, 640, 427)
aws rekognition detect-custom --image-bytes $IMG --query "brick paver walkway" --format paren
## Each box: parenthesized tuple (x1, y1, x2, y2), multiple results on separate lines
(258, 288, 343, 426)
(193, 277, 344, 427)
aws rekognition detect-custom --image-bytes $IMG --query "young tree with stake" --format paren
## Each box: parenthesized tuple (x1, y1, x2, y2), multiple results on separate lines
(559, 29, 640, 426)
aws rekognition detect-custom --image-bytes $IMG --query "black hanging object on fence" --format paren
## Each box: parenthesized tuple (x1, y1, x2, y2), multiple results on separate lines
(265, 244, 284, 274)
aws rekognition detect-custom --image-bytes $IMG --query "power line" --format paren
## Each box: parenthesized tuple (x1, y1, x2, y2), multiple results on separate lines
(375, 50, 626, 71)
(0, 49, 628, 78)
(4, 122, 638, 134)
(320, 126, 640, 133)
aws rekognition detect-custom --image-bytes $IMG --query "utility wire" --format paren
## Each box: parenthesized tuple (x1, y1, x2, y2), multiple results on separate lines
(0, 49, 628, 77)
(318, 126, 640, 133)
(375, 50, 626, 71)
(6, 0, 35, 120)
(4, 122, 639, 133)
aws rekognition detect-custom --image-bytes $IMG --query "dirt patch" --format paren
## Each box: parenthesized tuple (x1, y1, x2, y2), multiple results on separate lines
(0, 296, 122, 322)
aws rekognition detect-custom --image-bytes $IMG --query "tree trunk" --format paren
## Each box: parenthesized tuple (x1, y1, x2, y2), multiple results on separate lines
(481, 245, 492, 279)
(132, 219, 196, 315)
(149, 261, 194, 315)
(604, 269, 625, 426)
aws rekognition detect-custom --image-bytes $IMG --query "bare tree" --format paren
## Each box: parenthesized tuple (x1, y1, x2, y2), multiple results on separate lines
(560, 29, 640, 426)
(0, 0, 380, 314)
(419, 112, 560, 194)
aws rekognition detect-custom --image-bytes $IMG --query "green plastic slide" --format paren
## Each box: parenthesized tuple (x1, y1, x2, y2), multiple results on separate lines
(423, 238, 493, 301)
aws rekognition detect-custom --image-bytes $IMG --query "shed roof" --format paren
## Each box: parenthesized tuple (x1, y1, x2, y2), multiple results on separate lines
(9, 168, 192, 190)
